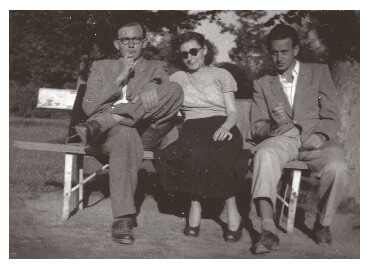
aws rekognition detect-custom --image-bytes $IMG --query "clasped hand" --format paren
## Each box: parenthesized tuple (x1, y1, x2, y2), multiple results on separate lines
(115, 54, 135, 85)
(132, 82, 158, 112)
(213, 125, 233, 141)
(271, 103, 291, 127)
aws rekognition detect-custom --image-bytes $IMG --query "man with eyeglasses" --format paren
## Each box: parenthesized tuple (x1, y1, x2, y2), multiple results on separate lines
(74, 21, 183, 245)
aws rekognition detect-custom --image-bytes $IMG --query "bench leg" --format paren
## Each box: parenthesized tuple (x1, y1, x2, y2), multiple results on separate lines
(61, 154, 74, 221)
(278, 180, 290, 230)
(77, 155, 84, 210)
(286, 169, 302, 234)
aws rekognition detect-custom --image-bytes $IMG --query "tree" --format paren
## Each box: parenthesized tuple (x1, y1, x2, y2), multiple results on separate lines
(266, 10, 360, 64)
(9, 10, 222, 117)
(225, 10, 360, 78)
(10, 10, 223, 88)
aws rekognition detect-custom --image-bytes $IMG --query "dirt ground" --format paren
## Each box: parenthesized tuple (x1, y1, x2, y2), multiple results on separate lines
(9, 187, 360, 259)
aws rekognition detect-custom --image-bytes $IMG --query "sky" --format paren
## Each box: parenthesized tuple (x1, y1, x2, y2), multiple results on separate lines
(194, 11, 240, 63)
(194, 11, 284, 63)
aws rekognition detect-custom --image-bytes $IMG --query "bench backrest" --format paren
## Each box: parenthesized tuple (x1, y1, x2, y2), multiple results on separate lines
(37, 88, 77, 110)
(37, 85, 252, 147)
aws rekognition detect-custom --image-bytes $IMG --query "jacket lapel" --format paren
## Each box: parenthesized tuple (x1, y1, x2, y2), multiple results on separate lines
(292, 63, 310, 117)
(127, 57, 148, 98)
(268, 75, 293, 117)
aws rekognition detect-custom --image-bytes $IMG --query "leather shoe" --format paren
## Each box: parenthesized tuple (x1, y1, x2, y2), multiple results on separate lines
(75, 120, 102, 146)
(184, 224, 200, 237)
(224, 222, 243, 243)
(111, 217, 135, 245)
(313, 221, 332, 246)
(252, 230, 279, 254)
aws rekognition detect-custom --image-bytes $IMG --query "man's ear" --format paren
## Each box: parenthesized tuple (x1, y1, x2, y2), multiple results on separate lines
(294, 45, 299, 57)
(142, 38, 149, 49)
(113, 40, 120, 51)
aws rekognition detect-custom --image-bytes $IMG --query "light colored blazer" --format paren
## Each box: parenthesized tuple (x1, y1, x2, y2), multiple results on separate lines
(82, 57, 169, 117)
(248, 62, 341, 145)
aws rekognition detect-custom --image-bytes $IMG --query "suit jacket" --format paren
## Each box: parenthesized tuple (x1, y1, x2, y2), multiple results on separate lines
(82, 57, 169, 117)
(248, 62, 341, 145)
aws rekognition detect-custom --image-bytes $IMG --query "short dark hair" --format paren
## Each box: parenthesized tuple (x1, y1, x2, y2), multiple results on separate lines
(267, 24, 299, 48)
(116, 21, 147, 38)
(173, 31, 205, 51)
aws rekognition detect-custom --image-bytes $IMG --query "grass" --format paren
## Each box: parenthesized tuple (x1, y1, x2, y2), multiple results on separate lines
(9, 118, 67, 203)
(9, 118, 104, 206)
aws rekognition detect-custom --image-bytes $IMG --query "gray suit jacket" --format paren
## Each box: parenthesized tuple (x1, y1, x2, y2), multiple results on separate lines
(248, 62, 341, 145)
(82, 57, 169, 117)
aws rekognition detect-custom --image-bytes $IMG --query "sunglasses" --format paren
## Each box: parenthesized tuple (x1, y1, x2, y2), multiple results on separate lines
(179, 48, 202, 60)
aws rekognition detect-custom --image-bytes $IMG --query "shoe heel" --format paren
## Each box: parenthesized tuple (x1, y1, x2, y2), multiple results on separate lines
(224, 222, 243, 243)
(184, 224, 200, 237)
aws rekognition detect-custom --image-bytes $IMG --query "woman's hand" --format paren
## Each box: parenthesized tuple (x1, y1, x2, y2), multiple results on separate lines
(213, 125, 233, 141)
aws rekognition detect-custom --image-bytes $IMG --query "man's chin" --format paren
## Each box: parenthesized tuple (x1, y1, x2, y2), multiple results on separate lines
(276, 66, 287, 73)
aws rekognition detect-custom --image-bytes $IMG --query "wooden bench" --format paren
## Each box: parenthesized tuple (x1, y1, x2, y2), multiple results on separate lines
(13, 86, 309, 234)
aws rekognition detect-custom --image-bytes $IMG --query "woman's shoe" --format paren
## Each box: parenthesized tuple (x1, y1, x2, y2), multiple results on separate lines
(224, 222, 243, 243)
(184, 224, 200, 237)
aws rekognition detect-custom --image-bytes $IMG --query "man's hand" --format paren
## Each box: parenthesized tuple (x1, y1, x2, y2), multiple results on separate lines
(213, 125, 233, 141)
(271, 103, 291, 127)
(301, 133, 326, 151)
(132, 83, 158, 112)
(115, 54, 135, 85)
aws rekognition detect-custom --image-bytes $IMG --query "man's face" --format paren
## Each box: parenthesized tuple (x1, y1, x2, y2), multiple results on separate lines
(113, 24, 148, 61)
(269, 37, 299, 74)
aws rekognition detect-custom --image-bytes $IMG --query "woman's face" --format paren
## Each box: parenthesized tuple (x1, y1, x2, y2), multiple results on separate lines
(179, 39, 207, 72)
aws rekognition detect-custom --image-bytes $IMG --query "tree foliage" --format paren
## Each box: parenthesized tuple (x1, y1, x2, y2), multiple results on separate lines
(225, 10, 360, 78)
(9, 10, 222, 117)
(266, 10, 360, 64)
(9, 10, 360, 117)
(10, 10, 222, 88)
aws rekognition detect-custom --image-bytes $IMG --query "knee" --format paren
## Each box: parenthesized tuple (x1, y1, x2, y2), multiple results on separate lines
(160, 81, 184, 100)
(254, 147, 278, 161)
(321, 159, 351, 186)
(323, 159, 349, 175)
(103, 125, 140, 151)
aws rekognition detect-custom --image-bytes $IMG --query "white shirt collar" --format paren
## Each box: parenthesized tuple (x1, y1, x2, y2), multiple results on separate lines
(279, 60, 300, 83)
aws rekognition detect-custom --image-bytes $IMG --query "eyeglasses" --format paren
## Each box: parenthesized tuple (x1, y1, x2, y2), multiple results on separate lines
(179, 48, 202, 60)
(117, 38, 143, 45)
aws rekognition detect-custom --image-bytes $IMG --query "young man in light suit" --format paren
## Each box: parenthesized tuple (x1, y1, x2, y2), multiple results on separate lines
(248, 24, 350, 254)
(74, 21, 183, 245)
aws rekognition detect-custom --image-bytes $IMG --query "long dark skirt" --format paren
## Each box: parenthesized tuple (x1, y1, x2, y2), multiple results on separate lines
(154, 116, 244, 199)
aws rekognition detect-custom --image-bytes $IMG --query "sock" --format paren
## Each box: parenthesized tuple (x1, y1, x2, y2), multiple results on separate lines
(262, 219, 277, 234)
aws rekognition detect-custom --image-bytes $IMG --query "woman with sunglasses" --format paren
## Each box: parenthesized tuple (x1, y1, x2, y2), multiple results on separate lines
(155, 31, 245, 242)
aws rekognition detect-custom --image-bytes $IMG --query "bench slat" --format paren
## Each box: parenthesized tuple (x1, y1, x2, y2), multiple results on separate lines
(284, 160, 308, 170)
(13, 141, 154, 159)
(13, 141, 305, 169)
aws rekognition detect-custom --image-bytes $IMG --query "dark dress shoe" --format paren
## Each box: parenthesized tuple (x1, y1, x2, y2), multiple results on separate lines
(75, 120, 102, 146)
(111, 217, 135, 245)
(252, 230, 280, 254)
(184, 224, 200, 237)
(224, 222, 243, 243)
(313, 221, 332, 246)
